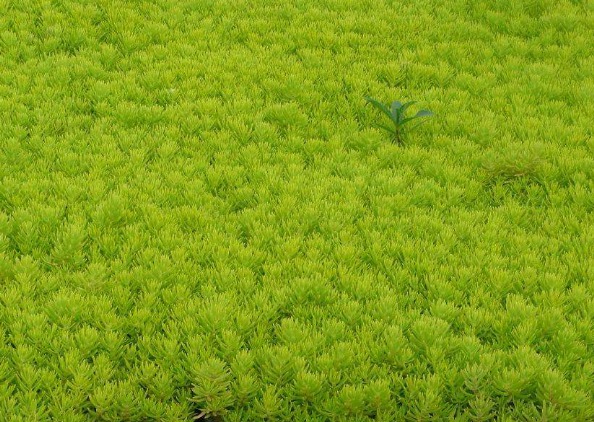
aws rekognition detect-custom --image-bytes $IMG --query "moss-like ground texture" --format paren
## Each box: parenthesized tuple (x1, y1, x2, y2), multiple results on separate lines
(1, 0, 594, 420)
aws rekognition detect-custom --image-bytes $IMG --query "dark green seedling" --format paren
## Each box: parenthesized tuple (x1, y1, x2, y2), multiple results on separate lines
(365, 96, 433, 144)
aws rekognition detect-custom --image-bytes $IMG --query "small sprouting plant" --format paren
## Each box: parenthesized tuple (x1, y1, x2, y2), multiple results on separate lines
(365, 96, 433, 144)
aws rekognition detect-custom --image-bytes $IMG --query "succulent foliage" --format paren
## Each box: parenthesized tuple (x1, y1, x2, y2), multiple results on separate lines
(0, 0, 593, 420)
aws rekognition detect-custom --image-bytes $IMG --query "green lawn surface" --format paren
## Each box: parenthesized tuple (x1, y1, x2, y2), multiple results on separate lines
(1, 0, 594, 420)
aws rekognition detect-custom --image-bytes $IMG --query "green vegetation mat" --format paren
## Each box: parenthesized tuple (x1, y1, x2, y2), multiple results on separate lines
(1, 0, 594, 420)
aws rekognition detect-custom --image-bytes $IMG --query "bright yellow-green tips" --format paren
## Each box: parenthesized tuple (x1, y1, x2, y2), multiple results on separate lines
(0, 0, 593, 420)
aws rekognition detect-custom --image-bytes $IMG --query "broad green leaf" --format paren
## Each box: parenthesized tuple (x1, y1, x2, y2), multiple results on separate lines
(365, 96, 393, 122)
(399, 101, 417, 119)
(373, 122, 397, 135)
(399, 109, 433, 126)
(414, 109, 434, 118)
(391, 101, 403, 117)
(399, 116, 419, 126)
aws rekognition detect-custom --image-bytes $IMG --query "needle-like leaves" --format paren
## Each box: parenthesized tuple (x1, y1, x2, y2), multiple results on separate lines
(1, 0, 592, 420)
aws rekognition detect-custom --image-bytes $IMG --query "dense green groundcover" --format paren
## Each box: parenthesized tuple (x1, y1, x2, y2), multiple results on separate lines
(1, 0, 594, 420)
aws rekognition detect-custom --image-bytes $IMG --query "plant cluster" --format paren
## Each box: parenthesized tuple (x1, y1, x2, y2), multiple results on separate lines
(0, 0, 593, 420)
